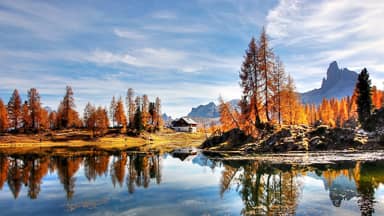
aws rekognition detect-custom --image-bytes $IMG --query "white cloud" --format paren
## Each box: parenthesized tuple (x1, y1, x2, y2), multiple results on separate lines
(266, 0, 384, 91)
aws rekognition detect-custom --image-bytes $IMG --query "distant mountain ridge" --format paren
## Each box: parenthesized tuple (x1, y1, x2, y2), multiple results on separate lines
(188, 102, 219, 118)
(187, 100, 239, 118)
(300, 61, 358, 104)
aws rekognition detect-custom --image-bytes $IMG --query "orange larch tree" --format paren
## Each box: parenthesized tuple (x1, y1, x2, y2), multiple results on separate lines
(83, 102, 96, 133)
(371, 85, 383, 110)
(7, 89, 22, 130)
(83, 103, 109, 137)
(27, 88, 42, 130)
(21, 101, 31, 130)
(218, 96, 240, 132)
(270, 56, 286, 125)
(48, 111, 57, 129)
(349, 90, 358, 120)
(0, 99, 8, 132)
(319, 98, 335, 127)
(338, 98, 348, 127)
(281, 75, 301, 125)
(258, 27, 275, 122)
(239, 37, 263, 130)
(58, 86, 80, 128)
(39, 108, 49, 130)
(114, 97, 127, 130)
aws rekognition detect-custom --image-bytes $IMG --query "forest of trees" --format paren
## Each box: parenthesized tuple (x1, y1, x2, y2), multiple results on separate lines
(0, 86, 163, 136)
(219, 28, 383, 135)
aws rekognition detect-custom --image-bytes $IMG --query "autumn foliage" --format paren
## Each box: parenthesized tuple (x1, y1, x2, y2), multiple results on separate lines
(0, 99, 8, 132)
(83, 103, 109, 137)
(220, 30, 308, 135)
(0, 86, 163, 135)
(219, 30, 383, 134)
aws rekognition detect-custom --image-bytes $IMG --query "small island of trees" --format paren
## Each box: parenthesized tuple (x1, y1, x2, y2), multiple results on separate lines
(211, 28, 384, 152)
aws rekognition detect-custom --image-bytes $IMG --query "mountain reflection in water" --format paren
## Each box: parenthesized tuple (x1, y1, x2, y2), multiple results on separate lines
(0, 149, 383, 215)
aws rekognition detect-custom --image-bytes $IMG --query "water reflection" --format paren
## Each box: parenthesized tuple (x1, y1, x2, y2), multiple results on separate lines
(5, 155, 50, 199)
(217, 159, 384, 215)
(0, 150, 383, 215)
(0, 150, 162, 201)
(218, 161, 302, 215)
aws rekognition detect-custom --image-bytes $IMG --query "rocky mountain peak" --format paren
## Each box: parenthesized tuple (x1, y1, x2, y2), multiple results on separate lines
(301, 61, 358, 104)
(328, 61, 339, 73)
(321, 61, 341, 89)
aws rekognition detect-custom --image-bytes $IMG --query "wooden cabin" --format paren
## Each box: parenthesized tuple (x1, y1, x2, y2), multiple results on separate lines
(171, 117, 198, 133)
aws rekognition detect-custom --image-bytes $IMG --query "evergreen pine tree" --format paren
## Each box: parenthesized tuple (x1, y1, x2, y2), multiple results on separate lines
(134, 107, 143, 133)
(356, 68, 373, 129)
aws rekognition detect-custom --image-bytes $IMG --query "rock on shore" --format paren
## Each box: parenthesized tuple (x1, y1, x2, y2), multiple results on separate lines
(201, 125, 381, 153)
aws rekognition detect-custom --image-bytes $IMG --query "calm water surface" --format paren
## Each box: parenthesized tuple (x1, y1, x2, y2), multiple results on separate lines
(0, 149, 383, 215)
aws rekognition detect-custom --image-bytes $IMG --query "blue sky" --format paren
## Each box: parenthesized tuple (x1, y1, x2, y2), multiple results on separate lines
(0, 0, 383, 117)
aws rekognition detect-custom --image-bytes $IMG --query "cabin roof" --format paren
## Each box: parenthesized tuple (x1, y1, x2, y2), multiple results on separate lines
(172, 117, 198, 126)
(181, 117, 197, 125)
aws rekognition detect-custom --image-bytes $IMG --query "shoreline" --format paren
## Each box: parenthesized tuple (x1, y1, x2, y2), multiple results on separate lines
(202, 149, 384, 164)
(0, 131, 207, 153)
(201, 125, 384, 153)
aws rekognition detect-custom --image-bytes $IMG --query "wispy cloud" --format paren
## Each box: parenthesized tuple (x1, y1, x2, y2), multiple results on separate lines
(86, 48, 240, 73)
(142, 24, 210, 34)
(267, 0, 384, 89)
(113, 28, 148, 40)
(0, 0, 100, 40)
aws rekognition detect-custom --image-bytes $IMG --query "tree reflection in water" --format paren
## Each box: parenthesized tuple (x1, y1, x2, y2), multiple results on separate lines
(0, 151, 162, 200)
(217, 159, 384, 216)
(356, 161, 384, 216)
(219, 161, 302, 215)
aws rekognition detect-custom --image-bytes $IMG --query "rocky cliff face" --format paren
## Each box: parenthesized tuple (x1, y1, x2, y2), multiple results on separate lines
(301, 61, 358, 104)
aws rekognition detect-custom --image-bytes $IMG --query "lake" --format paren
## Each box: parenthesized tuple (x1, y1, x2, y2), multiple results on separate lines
(0, 149, 383, 215)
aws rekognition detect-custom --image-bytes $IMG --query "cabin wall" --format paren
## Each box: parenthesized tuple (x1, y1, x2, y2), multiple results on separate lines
(172, 126, 197, 133)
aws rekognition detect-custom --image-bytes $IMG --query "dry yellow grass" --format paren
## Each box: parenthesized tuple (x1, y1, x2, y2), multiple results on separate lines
(141, 130, 207, 152)
(0, 129, 207, 154)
